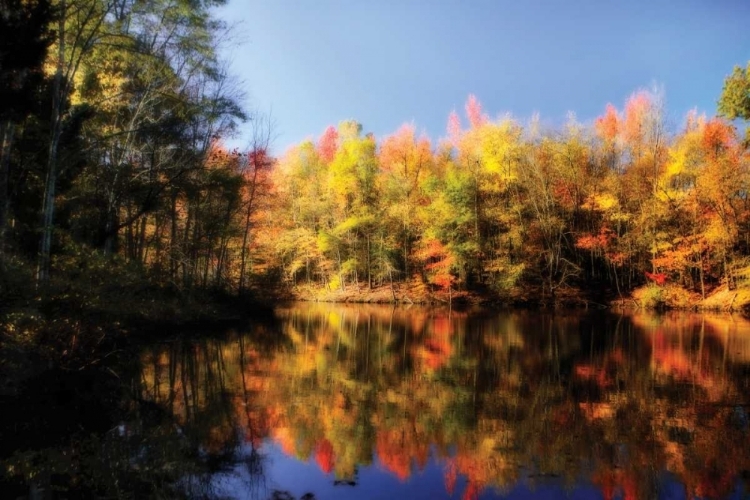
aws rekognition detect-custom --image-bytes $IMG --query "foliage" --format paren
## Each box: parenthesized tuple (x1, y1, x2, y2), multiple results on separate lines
(131, 304, 750, 499)
(266, 79, 750, 306)
(2, 2, 750, 338)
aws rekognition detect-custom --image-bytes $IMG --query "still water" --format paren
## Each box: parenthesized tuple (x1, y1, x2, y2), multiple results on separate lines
(135, 304, 750, 500)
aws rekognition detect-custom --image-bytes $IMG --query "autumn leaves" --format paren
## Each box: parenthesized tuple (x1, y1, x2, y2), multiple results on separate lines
(266, 88, 749, 305)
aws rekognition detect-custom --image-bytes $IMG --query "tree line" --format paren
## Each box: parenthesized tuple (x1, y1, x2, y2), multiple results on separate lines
(2, 0, 749, 305)
(267, 77, 750, 304)
(1, 0, 271, 298)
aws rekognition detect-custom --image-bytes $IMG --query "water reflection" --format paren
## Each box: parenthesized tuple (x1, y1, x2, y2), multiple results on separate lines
(140, 305, 750, 499)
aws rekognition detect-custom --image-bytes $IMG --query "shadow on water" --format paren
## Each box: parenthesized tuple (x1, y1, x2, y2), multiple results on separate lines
(3, 305, 750, 499)
(0, 314, 286, 499)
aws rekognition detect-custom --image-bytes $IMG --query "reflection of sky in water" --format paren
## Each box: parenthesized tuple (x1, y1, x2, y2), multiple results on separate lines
(152, 306, 750, 500)
(206, 440, 742, 500)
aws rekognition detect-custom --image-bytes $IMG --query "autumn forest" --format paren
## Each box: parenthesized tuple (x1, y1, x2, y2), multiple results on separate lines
(2, 0, 750, 314)
(4, 1, 750, 498)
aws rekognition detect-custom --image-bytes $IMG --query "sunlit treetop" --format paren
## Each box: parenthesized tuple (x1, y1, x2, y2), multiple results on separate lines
(465, 94, 488, 129)
(718, 62, 750, 122)
(595, 104, 619, 143)
(447, 110, 462, 146)
(622, 90, 653, 148)
(317, 125, 339, 164)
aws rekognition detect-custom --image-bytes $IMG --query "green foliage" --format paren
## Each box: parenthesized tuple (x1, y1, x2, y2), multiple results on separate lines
(718, 62, 750, 145)
(635, 284, 665, 309)
(718, 63, 750, 121)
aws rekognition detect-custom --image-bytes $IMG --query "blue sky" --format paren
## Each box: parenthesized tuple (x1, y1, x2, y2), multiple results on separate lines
(216, 0, 750, 153)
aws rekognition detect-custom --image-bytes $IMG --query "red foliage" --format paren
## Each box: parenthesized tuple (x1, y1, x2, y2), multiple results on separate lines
(645, 271, 667, 286)
(317, 125, 339, 163)
(575, 235, 599, 251)
(693, 461, 734, 499)
(462, 481, 479, 500)
(444, 460, 457, 496)
(552, 179, 576, 208)
(574, 364, 612, 388)
(314, 438, 335, 474)
(593, 470, 638, 500)
(465, 94, 487, 129)
(246, 147, 271, 173)
(418, 238, 456, 291)
(595, 103, 619, 142)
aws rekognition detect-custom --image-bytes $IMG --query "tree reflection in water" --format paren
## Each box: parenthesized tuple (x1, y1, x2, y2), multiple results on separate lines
(136, 305, 750, 499)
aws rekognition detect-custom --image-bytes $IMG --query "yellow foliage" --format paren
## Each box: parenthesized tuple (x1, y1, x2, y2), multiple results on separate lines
(478, 121, 521, 180)
(585, 193, 619, 212)
(665, 146, 687, 178)
(704, 216, 734, 246)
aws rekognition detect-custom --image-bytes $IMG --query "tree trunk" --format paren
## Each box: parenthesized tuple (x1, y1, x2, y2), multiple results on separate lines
(0, 121, 14, 252)
(367, 234, 371, 289)
(238, 166, 258, 293)
(37, 0, 66, 286)
(170, 192, 178, 282)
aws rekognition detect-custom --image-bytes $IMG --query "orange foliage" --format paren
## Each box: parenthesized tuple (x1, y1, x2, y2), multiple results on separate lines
(432, 315, 453, 337)
(417, 238, 456, 291)
(701, 118, 734, 158)
(274, 427, 297, 456)
(595, 103, 619, 142)
(380, 123, 431, 172)
(575, 227, 615, 251)
(376, 431, 413, 481)
(622, 90, 652, 147)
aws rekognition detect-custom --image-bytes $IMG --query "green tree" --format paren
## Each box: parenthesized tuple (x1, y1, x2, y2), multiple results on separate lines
(718, 62, 750, 145)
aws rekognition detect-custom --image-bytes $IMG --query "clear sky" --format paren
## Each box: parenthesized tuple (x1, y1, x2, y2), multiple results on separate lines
(216, 0, 750, 153)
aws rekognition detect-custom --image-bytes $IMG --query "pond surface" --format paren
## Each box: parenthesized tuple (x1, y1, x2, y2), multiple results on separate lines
(4, 303, 750, 498)
(136, 304, 750, 499)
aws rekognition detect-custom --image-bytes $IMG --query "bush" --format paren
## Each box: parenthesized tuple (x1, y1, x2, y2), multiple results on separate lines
(635, 283, 665, 309)
(633, 283, 696, 309)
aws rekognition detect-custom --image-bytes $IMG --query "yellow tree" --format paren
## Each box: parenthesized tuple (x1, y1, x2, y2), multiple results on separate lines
(327, 121, 379, 289)
(379, 123, 433, 278)
(693, 118, 749, 290)
(272, 141, 330, 286)
(450, 95, 525, 288)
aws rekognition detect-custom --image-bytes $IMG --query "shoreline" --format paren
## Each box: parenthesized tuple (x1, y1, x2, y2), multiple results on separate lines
(285, 281, 750, 314)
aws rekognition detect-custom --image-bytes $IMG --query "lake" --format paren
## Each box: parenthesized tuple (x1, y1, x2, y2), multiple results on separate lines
(3, 303, 750, 499)
(136, 303, 750, 499)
